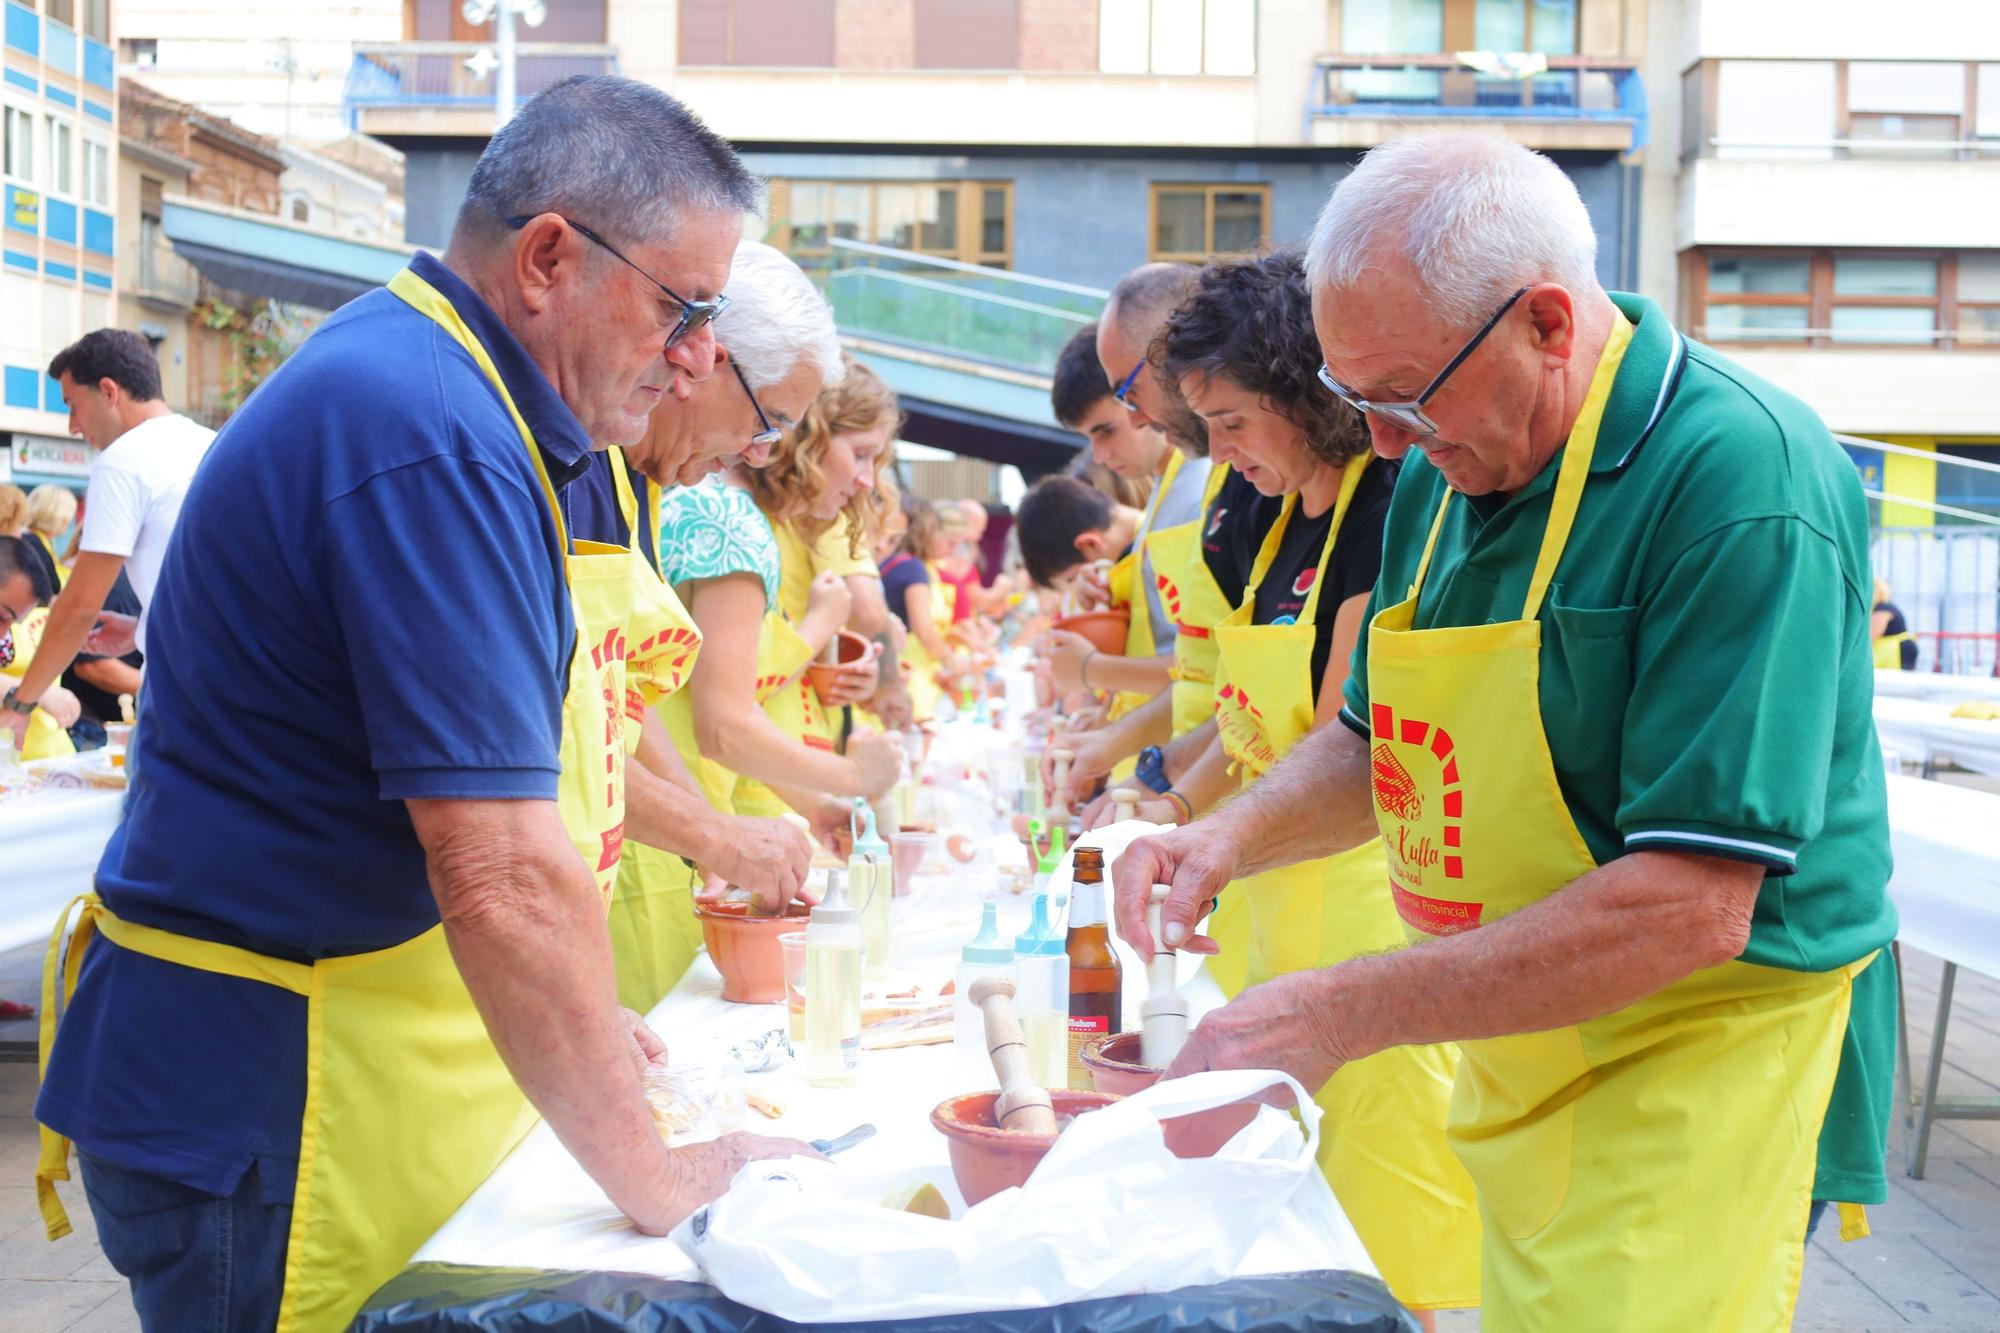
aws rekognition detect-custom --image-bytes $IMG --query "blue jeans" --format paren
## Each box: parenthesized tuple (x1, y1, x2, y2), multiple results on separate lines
(78, 1151, 291, 1332)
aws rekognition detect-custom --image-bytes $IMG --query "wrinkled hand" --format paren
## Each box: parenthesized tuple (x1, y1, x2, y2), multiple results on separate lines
(622, 1006, 668, 1075)
(39, 685, 81, 729)
(1045, 629, 1094, 695)
(802, 796, 855, 858)
(845, 728, 902, 799)
(1111, 819, 1243, 958)
(805, 570, 852, 625)
(1079, 790, 1113, 831)
(83, 611, 138, 658)
(1043, 728, 1115, 804)
(1161, 971, 1352, 1104)
(703, 815, 815, 912)
(639, 1132, 827, 1236)
(820, 649, 879, 706)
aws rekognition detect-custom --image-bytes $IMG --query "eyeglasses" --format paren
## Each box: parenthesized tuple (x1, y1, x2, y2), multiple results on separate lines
(1112, 361, 1145, 414)
(506, 214, 730, 348)
(1316, 286, 1529, 439)
(732, 360, 783, 448)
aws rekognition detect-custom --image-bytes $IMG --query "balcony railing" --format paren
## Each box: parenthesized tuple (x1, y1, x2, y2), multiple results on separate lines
(1309, 52, 1645, 144)
(819, 239, 1104, 378)
(126, 235, 198, 307)
(1682, 58, 2000, 163)
(344, 43, 619, 111)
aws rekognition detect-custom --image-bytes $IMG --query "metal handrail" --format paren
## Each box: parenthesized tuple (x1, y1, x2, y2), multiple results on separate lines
(1842, 434, 2000, 478)
(828, 238, 1108, 299)
(352, 41, 616, 57)
(828, 267, 1096, 323)
(1709, 137, 2000, 153)
(1310, 52, 1638, 72)
(1864, 489, 2000, 528)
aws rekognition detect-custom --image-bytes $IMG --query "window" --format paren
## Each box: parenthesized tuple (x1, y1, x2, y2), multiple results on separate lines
(677, 0, 835, 67)
(1472, 0, 1576, 107)
(1846, 61, 1962, 158)
(1712, 60, 1838, 160)
(47, 117, 73, 197)
(46, 0, 75, 25)
(291, 197, 311, 224)
(1099, 0, 1254, 76)
(81, 140, 108, 208)
(1148, 183, 1269, 263)
(2, 106, 32, 183)
(769, 180, 1014, 269)
(914, 0, 1018, 69)
(81, 0, 110, 42)
(1689, 59, 1993, 162)
(1694, 249, 2000, 350)
(120, 37, 159, 67)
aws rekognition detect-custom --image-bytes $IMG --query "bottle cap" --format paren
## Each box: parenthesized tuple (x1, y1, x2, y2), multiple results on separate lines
(961, 901, 1014, 964)
(849, 797, 890, 857)
(1036, 825, 1066, 875)
(1014, 894, 1064, 957)
(811, 868, 857, 925)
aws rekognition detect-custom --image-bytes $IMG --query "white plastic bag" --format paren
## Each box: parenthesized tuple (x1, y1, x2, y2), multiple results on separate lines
(672, 1068, 1375, 1323)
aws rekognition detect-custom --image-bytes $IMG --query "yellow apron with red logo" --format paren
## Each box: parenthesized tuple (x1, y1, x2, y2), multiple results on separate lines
(1211, 453, 1479, 1311)
(36, 266, 642, 1333)
(1366, 313, 1864, 1331)
(727, 515, 827, 820)
(2, 608, 78, 759)
(605, 461, 709, 1013)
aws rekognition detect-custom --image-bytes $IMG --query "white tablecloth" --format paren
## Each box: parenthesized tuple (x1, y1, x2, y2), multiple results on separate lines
(1873, 671, 2000, 705)
(1887, 775, 2000, 981)
(1874, 696, 2000, 779)
(0, 776, 121, 955)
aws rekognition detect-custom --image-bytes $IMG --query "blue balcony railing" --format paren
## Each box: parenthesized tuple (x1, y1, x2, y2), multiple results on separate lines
(1309, 53, 1645, 149)
(344, 43, 618, 113)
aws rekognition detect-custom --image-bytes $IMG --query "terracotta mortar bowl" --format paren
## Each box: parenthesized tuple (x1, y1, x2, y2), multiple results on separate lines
(806, 630, 872, 704)
(697, 899, 813, 1004)
(1051, 610, 1129, 656)
(1081, 1032, 1261, 1159)
(930, 1089, 1118, 1206)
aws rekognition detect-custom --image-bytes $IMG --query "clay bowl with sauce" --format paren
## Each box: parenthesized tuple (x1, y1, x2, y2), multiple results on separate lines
(697, 899, 813, 1003)
(1051, 610, 1129, 656)
(1080, 1032, 1261, 1159)
(930, 1090, 1118, 1206)
(805, 630, 872, 704)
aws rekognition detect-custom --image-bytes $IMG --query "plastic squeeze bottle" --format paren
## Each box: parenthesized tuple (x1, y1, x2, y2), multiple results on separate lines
(849, 799, 894, 973)
(1013, 894, 1071, 1090)
(803, 868, 863, 1087)
(953, 901, 1020, 1091)
(1064, 844, 1123, 1090)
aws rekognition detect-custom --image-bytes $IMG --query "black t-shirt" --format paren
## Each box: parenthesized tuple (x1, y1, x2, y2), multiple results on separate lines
(1250, 458, 1398, 700)
(880, 552, 931, 629)
(65, 568, 145, 724)
(1877, 601, 1918, 670)
(1199, 468, 1284, 611)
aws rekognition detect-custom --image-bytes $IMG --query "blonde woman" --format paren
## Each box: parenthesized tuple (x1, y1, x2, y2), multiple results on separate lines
(26, 485, 78, 582)
(660, 358, 902, 827)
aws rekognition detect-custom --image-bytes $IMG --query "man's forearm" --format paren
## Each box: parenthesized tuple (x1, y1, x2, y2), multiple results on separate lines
(624, 743, 724, 867)
(72, 657, 143, 698)
(1170, 733, 1236, 816)
(414, 800, 679, 1231)
(1222, 721, 1379, 877)
(1311, 851, 1760, 1063)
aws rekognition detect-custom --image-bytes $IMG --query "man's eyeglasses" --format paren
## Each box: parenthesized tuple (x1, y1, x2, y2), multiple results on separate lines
(1316, 286, 1529, 439)
(506, 214, 730, 348)
(1112, 361, 1145, 414)
(733, 360, 783, 448)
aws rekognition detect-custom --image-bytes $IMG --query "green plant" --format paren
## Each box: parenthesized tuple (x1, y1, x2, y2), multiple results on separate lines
(194, 297, 304, 416)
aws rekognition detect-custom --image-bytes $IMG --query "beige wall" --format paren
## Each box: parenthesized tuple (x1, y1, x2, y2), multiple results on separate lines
(115, 149, 193, 412)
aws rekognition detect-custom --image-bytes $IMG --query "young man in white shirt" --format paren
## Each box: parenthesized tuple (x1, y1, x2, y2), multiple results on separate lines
(2, 330, 214, 746)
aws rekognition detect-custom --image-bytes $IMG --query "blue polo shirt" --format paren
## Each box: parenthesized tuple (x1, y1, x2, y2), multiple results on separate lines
(37, 252, 596, 1202)
(570, 449, 658, 570)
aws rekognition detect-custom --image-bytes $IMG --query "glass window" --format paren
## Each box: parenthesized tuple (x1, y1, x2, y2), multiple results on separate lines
(2, 107, 32, 183)
(1956, 306, 2000, 346)
(979, 187, 1008, 257)
(1714, 60, 1837, 160)
(1829, 307, 1935, 344)
(1704, 306, 1810, 341)
(1848, 112, 1958, 157)
(1833, 256, 1937, 298)
(83, 0, 109, 43)
(918, 186, 957, 253)
(1847, 61, 1963, 115)
(1979, 65, 2000, 140)
(1341, 0, 1444, 101)
(787, 182, 829, 251)
(1708, 255, 1811, 295)
(1101, 0, 1256, 75)
(47, 0, 76, 26)
(82, 140, 108, 208)
(873, 185, 919, 251)
(1474, 0, 1527, 51)
(830, 185, 868, 245)
(1211, 190, 1264, 252)
(47, 118, 73, 196)
(292, 198, 310, 224)
(1154, 190, 1206, 257)
(1958, 252, 2000, 302)
(44, 283, 74, 361)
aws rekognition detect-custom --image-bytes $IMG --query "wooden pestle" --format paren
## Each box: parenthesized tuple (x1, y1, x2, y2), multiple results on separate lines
(1140, 886, 1190, 1068)
(1049, 748, 1074, 821)
(967, 975, 1059, 1135)
(1109, 787, 1141, 824)
(117, 693, 135, 726)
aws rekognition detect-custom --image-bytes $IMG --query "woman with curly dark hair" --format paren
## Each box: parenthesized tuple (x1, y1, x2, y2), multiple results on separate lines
(1148, 251, 1481, 1323)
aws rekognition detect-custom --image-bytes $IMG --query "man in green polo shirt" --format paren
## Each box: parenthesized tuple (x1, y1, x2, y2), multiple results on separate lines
(1114, 134, 1895, 1330)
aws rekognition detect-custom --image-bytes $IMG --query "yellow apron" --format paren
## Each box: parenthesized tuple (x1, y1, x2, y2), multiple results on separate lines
(36, 266, 641, 1333)
(605, 461, 709, 1013)
(1871, 631, 1914, 669)
(1102, 449, 1185, 731)
(2, 608, 77, 759)
(1367, 314, 1864, 1331)
(878, 552, 943, 724)
(1210, 453, 1480, 1311)
(30, 529, 71, 587)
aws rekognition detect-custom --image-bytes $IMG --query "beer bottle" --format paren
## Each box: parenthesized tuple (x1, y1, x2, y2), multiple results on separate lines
(1065, 844, 1123, 1090)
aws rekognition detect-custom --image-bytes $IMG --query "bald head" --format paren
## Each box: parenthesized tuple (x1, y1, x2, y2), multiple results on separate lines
(1104, 263, 1200, 345)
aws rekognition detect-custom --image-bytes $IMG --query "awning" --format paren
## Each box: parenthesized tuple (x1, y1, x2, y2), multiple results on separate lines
(161, 196, 414, 312)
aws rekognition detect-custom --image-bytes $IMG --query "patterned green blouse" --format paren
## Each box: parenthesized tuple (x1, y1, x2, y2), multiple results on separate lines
(658, 477, 781, 611)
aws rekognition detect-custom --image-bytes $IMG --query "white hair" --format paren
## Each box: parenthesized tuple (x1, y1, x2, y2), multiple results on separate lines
(1304, 133, 1601, 328)
(714, 240, 845, 392)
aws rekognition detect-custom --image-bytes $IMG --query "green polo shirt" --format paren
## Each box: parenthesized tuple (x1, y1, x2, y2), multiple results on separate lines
(1341, 292, 1896, 1202)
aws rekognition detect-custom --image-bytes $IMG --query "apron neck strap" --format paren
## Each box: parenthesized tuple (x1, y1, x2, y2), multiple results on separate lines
(1240, 492, 1301, 598)
(388, 267, 568, 557)
(1298, 452, 1372, 626)
(606, 446, 654, 570)
(1405, 311, 1636, 622)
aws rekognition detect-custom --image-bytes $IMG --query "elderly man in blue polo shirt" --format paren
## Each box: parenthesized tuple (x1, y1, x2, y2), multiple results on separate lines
(34, 77, 819, 1333)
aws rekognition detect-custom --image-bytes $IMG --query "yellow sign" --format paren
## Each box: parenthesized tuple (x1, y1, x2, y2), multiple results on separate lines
(7, 186, 36, 232)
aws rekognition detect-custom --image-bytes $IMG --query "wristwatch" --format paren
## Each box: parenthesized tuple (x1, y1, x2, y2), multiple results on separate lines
(2, 687, 36, 716)
(1133, 745, 1172, 794)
